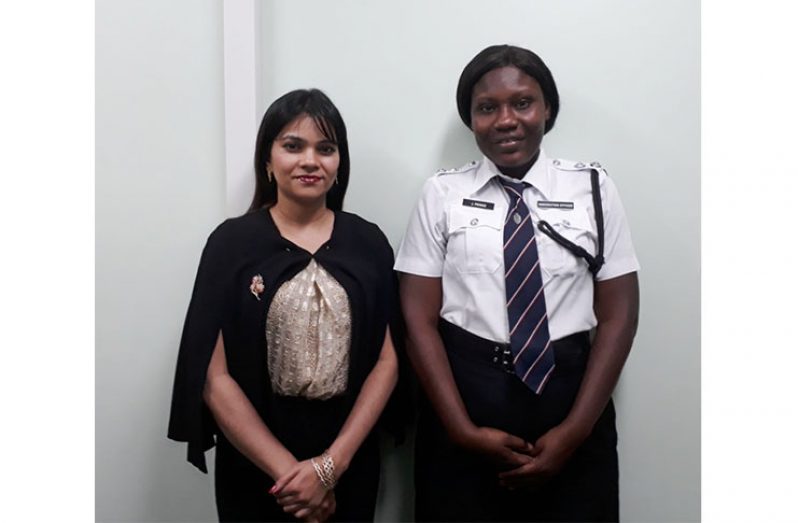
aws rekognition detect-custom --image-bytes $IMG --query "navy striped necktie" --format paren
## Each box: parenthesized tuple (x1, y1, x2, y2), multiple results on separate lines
(497, 177, 555, 394)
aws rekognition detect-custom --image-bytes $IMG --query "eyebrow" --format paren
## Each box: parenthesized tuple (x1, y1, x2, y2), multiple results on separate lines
(278, 134, 337, 145)
(474, 91, 537, 100)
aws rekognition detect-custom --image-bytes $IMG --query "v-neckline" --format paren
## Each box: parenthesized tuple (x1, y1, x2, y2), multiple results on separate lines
(264, 207, 338, 256)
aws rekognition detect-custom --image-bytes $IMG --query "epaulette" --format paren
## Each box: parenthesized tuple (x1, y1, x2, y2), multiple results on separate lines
(544, 158, 607, 277)
(434, 160, 479, 176)
(551, 158, 604, 172)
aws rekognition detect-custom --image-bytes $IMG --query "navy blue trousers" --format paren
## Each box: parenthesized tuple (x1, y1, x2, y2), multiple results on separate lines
(415, 320, 619, 522)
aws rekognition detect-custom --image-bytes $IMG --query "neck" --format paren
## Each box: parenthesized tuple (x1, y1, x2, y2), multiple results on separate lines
(271, 197, 329, 226)
(498, 150, 540, 180)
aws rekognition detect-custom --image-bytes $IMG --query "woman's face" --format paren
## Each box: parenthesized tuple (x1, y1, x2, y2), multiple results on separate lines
(267, 114, 340, 206)
(470, 66, 550, 177)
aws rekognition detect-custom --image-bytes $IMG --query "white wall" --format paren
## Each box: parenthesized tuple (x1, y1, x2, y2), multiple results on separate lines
(96, 0, 699, 521)
(96, 0, 225, 521)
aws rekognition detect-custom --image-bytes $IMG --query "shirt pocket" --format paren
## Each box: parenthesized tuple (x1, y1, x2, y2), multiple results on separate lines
(446, 205, 505, 274)
(535, 207, 597, 277)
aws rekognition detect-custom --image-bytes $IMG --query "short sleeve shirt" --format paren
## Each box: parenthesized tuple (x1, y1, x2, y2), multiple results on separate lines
(394, 149, 640, 343)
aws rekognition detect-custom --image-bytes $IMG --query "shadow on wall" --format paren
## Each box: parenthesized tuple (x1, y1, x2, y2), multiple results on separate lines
(435, 116, 479, 172)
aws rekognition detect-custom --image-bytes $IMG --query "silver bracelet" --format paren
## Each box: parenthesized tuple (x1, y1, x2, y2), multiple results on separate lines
(311, 450, 336, 490)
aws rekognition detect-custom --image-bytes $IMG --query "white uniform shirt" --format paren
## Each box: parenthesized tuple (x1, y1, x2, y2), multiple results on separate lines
(394, 149, 640, 343)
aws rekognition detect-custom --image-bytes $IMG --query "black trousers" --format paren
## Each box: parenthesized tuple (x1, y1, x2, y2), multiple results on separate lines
(415, 320, 619, 522)
(214, 395, 380, 522)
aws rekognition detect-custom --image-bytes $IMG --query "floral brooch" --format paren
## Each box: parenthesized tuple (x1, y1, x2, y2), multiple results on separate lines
(250, 274, 264, 300)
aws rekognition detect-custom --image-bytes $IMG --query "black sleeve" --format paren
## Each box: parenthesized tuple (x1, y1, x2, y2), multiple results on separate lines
(374, 226, 416, 444)
(167, 222, 231, 472)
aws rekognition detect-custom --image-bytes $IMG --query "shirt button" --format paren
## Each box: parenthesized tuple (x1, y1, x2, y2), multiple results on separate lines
(470, 218, 479, 226)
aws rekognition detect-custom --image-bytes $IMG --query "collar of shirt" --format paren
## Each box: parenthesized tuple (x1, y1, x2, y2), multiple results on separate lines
(470, 148, 552, 200)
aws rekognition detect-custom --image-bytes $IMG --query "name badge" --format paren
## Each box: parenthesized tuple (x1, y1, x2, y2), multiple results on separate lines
(537, 200, 574, 210)
(462, 199, 495, 210)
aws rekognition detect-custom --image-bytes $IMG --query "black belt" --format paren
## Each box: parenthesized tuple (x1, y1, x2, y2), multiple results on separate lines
(439, 319, 590, 374)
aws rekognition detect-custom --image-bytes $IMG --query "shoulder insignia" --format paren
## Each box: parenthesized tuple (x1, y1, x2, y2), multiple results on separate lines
(552, 158, 604, 172)
(435, 160, 479, 176)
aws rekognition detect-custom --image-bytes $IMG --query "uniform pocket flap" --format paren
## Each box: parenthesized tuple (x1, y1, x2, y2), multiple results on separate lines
(448, 205, 504, 233)
(537, 206, 593, 233)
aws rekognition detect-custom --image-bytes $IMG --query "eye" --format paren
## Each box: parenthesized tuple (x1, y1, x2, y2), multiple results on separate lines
(318, 144, 338, 155)
(282, 141, 300, 152)
(515, 99, 532, 110)
(476, 103, 496, 114)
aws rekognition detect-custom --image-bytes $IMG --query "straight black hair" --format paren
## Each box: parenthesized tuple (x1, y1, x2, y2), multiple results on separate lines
(249, 89, 349, 212)
(456, 45, 560, 134)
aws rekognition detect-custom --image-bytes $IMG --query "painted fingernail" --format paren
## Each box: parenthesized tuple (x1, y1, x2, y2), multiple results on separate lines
(268, 485, 277, 494)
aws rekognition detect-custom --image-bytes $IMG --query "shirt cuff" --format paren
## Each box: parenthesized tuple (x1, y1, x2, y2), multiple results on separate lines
(596, 256, 640, 281)
(393, 258, 443, 278)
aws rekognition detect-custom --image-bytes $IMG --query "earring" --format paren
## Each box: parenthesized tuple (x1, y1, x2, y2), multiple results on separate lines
(267, 169, 273, 183)
(334, 175, 339, 185)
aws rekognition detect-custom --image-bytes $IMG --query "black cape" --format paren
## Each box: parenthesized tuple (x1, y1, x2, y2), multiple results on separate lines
(167, 209, 409, 472)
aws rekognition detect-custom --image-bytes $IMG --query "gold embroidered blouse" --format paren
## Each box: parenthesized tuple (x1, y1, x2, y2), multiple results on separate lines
(266, 259, 351, 399)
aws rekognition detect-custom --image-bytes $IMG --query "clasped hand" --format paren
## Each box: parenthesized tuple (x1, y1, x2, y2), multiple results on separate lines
(458, 426, 534, 469)
(271, 460, 335, 522)
(497, 423, 585, 490)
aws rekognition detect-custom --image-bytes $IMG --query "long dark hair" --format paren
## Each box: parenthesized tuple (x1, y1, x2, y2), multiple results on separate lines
(456, 44, 560, 134)
(249, 89, 350, 212)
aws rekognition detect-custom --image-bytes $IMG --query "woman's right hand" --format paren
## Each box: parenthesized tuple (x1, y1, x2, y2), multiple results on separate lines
(301, 490, 336, 523)
(455, 426, 534, 469)
(271, 459, 329, 519)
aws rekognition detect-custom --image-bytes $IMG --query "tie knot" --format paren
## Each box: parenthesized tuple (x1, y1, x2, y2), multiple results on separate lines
(496, 177, 528, 202)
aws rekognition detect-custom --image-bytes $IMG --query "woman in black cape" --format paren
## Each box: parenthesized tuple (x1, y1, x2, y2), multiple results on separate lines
(168, 88, 404, 522)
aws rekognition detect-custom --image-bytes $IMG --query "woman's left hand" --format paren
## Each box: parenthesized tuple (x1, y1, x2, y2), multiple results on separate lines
(497, 423, 586, 490)
(271, 459, 329, 519)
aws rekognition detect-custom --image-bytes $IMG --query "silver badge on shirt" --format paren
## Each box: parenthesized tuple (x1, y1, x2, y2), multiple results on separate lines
(537, 201, 574, 210)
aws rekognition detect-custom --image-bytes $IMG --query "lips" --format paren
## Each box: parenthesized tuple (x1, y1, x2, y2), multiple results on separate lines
(495, 135, 524, 146)
(294, 175, 323, 184)
(493, 136, 525, 153)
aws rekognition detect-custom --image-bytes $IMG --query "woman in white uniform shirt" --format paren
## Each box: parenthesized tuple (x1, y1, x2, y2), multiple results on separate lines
(395, 45, 640, 522)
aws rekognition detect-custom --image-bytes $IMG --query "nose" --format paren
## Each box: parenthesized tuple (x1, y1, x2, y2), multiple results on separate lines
(494, 104, 517, 131)
(299, 148, 319, 172)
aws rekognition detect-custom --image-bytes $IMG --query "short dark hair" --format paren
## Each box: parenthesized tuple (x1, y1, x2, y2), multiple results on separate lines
(250, 89, 350, 212)
(456, 44, 560, 133)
